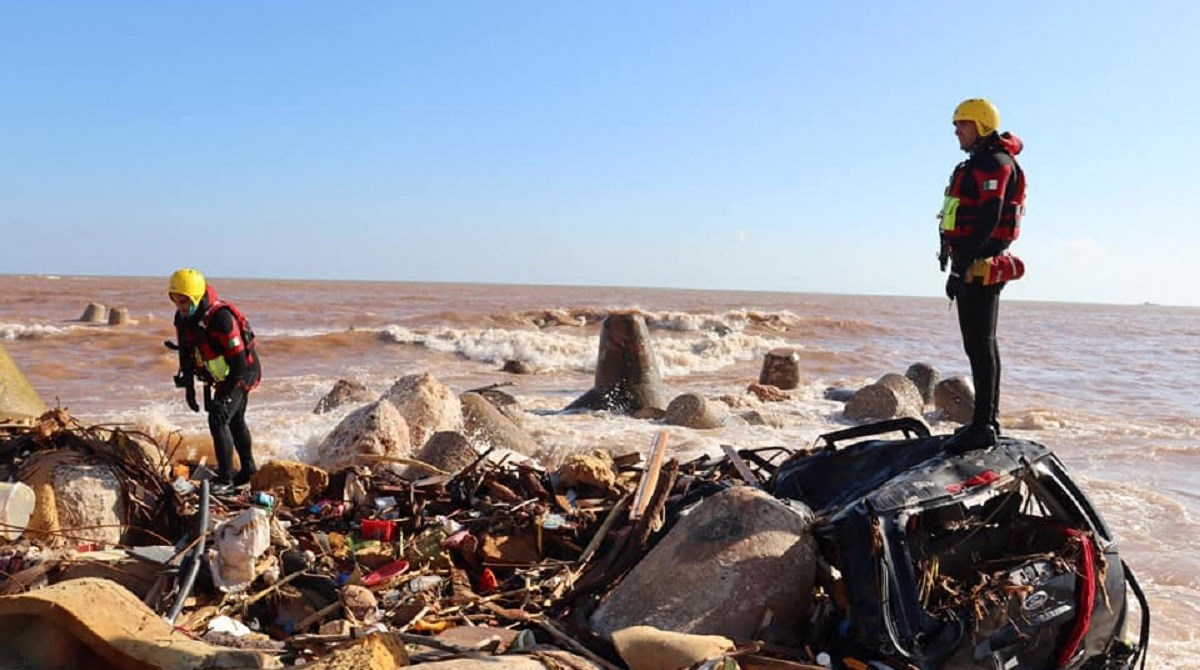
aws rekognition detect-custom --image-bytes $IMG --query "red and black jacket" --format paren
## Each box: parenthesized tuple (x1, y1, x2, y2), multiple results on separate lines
(942, 132, 1026, 273)
(174, 285, 261, 392)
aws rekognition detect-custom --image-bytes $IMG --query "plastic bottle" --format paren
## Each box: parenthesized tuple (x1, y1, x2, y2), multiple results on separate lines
(0, 482, 36, 541)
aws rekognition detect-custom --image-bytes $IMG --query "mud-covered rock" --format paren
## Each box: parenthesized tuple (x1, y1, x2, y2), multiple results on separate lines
(314, 379, 378, 414)
(384, 372, 463, 447)
(316, 400, 411, 472)
(591, 486, 818, 644)
(664, 393, 729, 429)
(460, 392, 538, 455)
(935, 376, 975, 424)
(250, 460, 330, 507)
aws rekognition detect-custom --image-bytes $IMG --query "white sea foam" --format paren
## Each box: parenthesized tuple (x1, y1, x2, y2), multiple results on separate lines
(0, 322, 78, 340)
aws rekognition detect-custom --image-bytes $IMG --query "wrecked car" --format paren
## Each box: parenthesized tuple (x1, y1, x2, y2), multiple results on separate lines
(767, 419, 1150, 670)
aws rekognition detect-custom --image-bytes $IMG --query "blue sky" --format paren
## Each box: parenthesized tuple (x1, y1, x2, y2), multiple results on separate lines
(2, 2, 1197, 305)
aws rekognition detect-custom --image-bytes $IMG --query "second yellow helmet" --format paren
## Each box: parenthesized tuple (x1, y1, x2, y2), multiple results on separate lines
(953, 98, 1000, 136)
(168, 268, 206, 306)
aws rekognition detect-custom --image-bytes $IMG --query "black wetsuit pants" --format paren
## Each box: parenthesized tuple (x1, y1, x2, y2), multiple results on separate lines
(208, 390, 254, 481)
(956, 282, 1004, 427)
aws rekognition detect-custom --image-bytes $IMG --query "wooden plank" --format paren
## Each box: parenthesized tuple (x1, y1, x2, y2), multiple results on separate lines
(630, 431, 668, 521)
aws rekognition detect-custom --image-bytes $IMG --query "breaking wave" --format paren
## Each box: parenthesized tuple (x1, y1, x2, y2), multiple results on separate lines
(379, 324, 791, 376)
(0, 322, 81, 340)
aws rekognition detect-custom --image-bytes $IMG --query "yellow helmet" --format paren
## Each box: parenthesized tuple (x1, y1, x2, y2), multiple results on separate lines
(168, 268, 206, 306)
(953, 98, 1000, 136)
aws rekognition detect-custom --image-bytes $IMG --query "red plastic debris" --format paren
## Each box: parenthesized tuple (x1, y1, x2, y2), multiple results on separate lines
(945, 469, 1000, 494)
(477, 567, 498, 593)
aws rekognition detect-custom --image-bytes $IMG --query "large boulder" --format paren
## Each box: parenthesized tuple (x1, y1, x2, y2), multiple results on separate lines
(935, 376, 975, 424)
(844, 373, 924, 421)
(663, 393, 729, 429)
(472, 387, 525, 426)
(460, 392, 538, 455)
(905, 362, 940, 405)
(314, 379, 378, 414)
(414, 431, 479, 473)
(316, 400, 411, 472)
(384, 372, 463, 447)
(53, 464, 126, 547)
(0, 343, 46, 421)
(590, 486, 818, 644)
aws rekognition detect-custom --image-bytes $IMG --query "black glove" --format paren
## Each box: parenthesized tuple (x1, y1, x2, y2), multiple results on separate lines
(945, 272, 965, 301)
(174, 372, 200, 412)
(210, 386, 245, 424)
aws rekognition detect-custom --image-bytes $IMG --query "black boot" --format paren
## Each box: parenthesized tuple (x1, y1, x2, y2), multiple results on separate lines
(944, 422, 997, 454)
(233, 466, 256, 487)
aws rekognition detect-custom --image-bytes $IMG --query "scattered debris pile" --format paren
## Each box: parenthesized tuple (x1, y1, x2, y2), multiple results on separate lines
(0, 410, 1148, 670)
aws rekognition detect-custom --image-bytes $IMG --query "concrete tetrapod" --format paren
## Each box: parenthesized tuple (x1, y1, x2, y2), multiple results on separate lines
(566, 312, 671, 415)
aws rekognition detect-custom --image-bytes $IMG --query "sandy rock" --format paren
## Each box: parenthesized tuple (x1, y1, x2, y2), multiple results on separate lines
(78, 302, 106, 323)
(905, 362, 940, 405)
(747, 383, 792, 402)
(0, 578, 280, 669)
(591, 486, 818, 644)
(107, 306, 131, 326)
(250, 460, 330, 507)
(460, 392, 538, 455)
(314, 379, 379, 414)
(758, 347, 801, 390)
(415, 431, 479, 473)
(409, 651, 601, 670)
(612, 626, 735, 670)
(300, 632, 409, 670)
(0, 343, 47, 421)
(57, 549, 162, 599)
(664, 393, 729, 429)
(935, 376, 975, 424)
(473, 388, 525, 426)
(557, 450, 618, 493)
(844, 373, 924, 421)
(316, 400, 411, 472)
(384, 372, 463, 447)
(52, 464, 126, 547)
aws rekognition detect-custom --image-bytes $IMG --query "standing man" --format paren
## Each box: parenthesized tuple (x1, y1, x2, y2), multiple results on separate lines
(938, 98, 1027, 452)
(168, 268, 262, 491)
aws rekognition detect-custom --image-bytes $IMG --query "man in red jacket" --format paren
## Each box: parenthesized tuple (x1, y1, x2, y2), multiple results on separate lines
(938, 99, 1027, 452)
(169, 268, 262, 491)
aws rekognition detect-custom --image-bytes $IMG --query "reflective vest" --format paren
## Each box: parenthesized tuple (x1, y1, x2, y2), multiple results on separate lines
(192, 300, 257, 384)
(938, 151, 1026, 242)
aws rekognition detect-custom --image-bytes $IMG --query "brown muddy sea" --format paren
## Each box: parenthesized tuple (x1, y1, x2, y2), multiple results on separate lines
(2, 274, 1197, 666)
